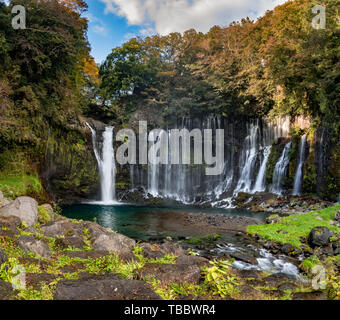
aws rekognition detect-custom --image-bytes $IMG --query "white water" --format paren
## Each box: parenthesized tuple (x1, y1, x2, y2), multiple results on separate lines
(292, 135, 307, 196)
(216, 244, 300, 279)
(253, 146, 272, 193)
(130, 116, 292, 207)
(86, 123, 117, 205)
(271, 142, 292, 195)
(234, 122, 260, 194)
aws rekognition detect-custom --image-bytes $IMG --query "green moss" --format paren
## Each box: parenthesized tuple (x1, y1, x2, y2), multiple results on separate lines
(300, 256, 321, 273)
(0, 174, 42, 199)
(37, 205, 51, 224)
(247, 204, 340, 248)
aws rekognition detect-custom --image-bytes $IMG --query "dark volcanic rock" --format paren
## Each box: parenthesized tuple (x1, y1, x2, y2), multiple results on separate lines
(16, 235, 52, 258)
(234, 269, 264, 280)
(26, 273, 57, 290)
(308, 227, 332, 248)
(175, 255, 209, 267)
(54, 276, 161, 300)
(281, 243, 300, 256)
(0, 280, 15, 300)
(264, 273, 295, 285)
(332, 241, 340, 255)
(292, 291, 327, 300)
(92, 233, 135, 255)
(140, 243, 165, 259)
(82, 221, 112, 240)
(0, 248, 8, 265)
(40, 221, 83, 238)
(254, 273, 296, 288)
(160, 241, 185, 256)
(228, 252, 257, 265)
(55, 235, 85, 250)
(138, 263, 201, 285)
(277, 282, 298, 292)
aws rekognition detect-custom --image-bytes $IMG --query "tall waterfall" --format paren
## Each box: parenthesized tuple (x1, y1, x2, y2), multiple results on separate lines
(234, 122, 260, 193)
(86, 124, 117, 204)
(292, 135, 307, 196)
(271, 142, 292, 195)
(253, 146, 272, 193)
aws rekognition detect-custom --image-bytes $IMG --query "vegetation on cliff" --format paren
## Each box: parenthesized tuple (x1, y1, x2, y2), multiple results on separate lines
(0, 0, 99, 200)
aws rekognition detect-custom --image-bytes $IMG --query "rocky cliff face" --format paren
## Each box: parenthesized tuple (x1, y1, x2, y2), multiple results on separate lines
(41, 119, 101, 204)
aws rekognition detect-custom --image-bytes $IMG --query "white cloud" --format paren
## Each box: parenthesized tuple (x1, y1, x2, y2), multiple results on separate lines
(93, 25, 108, 35)
(100, 0, 288, 35)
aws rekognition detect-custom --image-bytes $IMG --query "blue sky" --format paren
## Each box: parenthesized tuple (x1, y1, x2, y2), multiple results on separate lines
(85, 0, 287, 63)
(84, 0, 142, 63)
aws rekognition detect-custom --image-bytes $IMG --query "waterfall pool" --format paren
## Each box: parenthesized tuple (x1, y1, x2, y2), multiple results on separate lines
(61, 203, 267, 240)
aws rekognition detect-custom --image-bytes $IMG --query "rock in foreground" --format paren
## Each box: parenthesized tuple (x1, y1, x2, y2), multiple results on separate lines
(54, 275, 161, 300)
(0, 196, 38, 226)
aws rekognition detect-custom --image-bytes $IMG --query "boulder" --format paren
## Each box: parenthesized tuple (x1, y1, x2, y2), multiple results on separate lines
(160, 241, 185, 256)
(40, 221, 83, 238)
(16, 235, 52, 258)
(26, 273, 57, 290)
(92, 233, 135, 257)
(138, 263, 202, 285)
(175, 255, 209, 267)
(55, 235, 85, 250)
(228, 252, 258, 265)
(82, 221, 111, 240)
(281, 243, 301, 256)
(54, 276, 161, 300)
(40, 221, 64, 237)
(0, 248, 8, 265)
(308, 227, 332, 248)
(140, 243, 165, 259)
(0, 196, 38, 226)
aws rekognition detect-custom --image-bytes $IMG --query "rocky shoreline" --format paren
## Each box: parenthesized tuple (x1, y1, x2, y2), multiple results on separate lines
(0, 191, 339, 300)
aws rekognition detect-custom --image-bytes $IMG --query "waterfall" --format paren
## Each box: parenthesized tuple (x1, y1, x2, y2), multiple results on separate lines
(127, 116, 293, 207)
(253, 146, 272, 193)
(271, 142, 292, 195)
(148, 130, 159, 197)
(234, 121, 260, 194)
(292, 135, 307, 196)
(86, 123, 117, 205)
